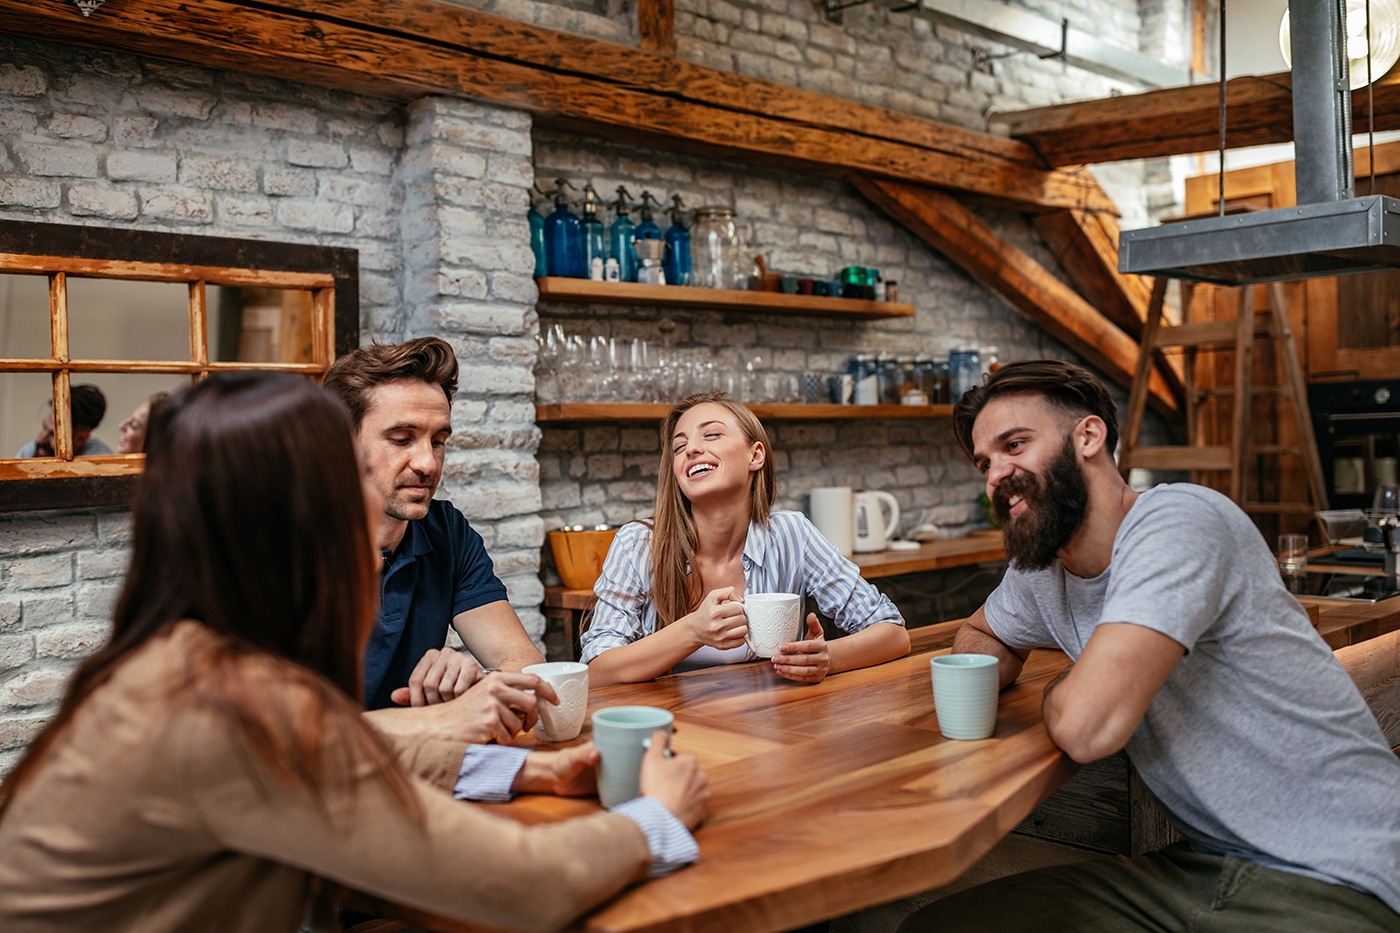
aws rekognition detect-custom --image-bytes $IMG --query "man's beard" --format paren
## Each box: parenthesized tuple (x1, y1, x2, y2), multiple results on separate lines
(992, 434, 1089, 571)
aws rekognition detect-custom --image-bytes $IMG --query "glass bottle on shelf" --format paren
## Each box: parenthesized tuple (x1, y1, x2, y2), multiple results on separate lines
(636, 191, 663, 241)
(850, 353, 879, 405)
(693, 207, 746, 290)
(543, 179, 584, 279)
(608, 186, 638, 283)
(578, 182, 607, 283)
(664, 194, 692, 287)
(948, 348, 981, 402)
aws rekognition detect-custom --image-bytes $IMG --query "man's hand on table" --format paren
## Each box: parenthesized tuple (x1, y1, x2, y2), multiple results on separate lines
(771, 613, 830, 684)
(390, 647, 483, 707)
(513, 743, 601, 796)
(369, 671, 556, 745)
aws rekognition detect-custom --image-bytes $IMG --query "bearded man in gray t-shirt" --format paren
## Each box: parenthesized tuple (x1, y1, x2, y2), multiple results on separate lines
(897, 360, 1400, 933)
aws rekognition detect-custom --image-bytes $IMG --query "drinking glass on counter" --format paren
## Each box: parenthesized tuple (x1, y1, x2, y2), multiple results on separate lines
(1278, 533, 1309, 573)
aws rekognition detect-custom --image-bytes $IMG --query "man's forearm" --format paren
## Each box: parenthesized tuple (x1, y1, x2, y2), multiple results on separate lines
(952, 618, 1024, 689)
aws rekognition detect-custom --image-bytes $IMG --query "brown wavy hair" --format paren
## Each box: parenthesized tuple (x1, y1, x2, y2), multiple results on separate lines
(0, 373, 412, 827)
(650, 392, 776, 628)
(322, 336, 459, 430)
(951, 359, 1120, 464)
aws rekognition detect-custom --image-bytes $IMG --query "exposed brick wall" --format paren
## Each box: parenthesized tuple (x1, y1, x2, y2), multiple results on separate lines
(398, 97, 547, 641)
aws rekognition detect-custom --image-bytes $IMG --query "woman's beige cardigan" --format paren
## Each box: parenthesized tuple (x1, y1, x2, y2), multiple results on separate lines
(0, 621, 651, 932)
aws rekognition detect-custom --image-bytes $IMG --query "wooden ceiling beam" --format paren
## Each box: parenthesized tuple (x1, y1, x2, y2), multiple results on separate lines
(995, 69, 1400, 166)
(0, 0, 1113, 213)
(853, 177, 1179, 415)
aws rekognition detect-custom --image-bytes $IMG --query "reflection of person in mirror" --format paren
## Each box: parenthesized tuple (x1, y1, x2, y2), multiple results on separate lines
(896, 360, 1400, 932)
(15, 383, 112, 458)
(0, 372, 707, 931)
(582, 391, 910, 687)
(116, 391, 170, 454)
(323, 338, 550, 743)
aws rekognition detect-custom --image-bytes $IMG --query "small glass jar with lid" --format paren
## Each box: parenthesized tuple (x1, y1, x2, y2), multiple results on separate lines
(692, 207, 746, 290)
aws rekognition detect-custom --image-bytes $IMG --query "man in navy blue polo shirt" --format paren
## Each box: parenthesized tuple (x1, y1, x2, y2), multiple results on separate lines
(325, 338, 548, 744)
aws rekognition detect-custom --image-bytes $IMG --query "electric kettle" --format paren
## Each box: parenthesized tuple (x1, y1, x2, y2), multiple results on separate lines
(854, 490, 900, 553)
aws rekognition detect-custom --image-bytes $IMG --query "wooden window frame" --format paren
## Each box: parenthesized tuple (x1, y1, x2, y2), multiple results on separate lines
(0, 220, 359, 513)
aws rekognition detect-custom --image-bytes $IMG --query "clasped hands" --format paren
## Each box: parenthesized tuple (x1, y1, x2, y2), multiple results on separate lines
(688, 586, 831, 684)
(390, 649, 551, 745)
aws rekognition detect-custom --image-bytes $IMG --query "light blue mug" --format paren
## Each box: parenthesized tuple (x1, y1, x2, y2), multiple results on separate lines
(591, 705, 674, 808)
(931, 654, 999, 740)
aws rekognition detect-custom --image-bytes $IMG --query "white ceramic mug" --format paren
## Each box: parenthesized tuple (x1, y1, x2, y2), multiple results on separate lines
(591, 706, 674, 808)
(522, 661, 589, 742)
(931, 654, 999, 740)
(743, 592, 802, 658)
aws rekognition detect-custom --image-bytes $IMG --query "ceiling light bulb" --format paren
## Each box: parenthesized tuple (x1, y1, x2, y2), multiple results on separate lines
(1281, 0, 1400, 89)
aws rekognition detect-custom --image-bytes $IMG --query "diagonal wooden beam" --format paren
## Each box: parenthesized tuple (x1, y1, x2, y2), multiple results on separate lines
(852, 177, 1178, 415)
(1031, 210, 1184, 400)
(993, 68, 1400, 166)
(0, 0, 1114, 213)
(1033, 210, 1156, 337)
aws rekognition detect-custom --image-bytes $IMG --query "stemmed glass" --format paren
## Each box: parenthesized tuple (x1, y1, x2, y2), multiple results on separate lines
(535, 323, 565, 403)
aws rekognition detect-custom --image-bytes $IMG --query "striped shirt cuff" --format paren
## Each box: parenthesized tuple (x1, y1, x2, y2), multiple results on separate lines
(612, 796, 700, 877)
(453, 745, 530, 802)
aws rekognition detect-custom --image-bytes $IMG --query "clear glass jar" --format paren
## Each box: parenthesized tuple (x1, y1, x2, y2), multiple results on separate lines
(692, 207, 746, 290)
(948, 348, 981, 403)
(850, 353, 879, 405)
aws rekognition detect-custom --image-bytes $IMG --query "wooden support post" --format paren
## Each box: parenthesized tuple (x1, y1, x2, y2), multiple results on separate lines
(637, 0, 675, 55)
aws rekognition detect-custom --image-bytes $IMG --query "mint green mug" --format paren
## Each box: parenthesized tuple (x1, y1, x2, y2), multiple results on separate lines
(591, 706, 674, 808)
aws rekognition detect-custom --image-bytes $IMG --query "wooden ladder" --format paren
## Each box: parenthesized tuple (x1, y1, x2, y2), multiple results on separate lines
(1119, 278, 1330, 518)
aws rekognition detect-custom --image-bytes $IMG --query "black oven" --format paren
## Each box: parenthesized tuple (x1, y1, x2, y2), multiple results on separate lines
(1308, 379, 1400, 510)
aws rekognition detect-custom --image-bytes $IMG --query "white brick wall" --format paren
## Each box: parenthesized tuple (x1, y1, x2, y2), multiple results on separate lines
(397, 97, 548, 642)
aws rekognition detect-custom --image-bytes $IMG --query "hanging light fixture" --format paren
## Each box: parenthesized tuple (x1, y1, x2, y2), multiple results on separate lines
(1281, 0, 1400, 89)
(1119, 0, 1400, 284)
(73, 0, 106, 16)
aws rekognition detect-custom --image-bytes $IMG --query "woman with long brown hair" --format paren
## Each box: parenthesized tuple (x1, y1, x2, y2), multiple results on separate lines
(0, 372, 706, 932)
(582, 391, 910, 686)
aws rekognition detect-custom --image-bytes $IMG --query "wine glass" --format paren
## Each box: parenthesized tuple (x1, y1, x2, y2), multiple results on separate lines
(534, 323, 565, 403)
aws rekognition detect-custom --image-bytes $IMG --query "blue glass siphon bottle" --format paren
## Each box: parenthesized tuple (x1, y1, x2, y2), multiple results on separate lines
(636, 191, 663, 241)
(578, 182, 607, 281)
(663, 194, 692, 287)
(608, 186, 638, 283)
(543, 178, 584, 279)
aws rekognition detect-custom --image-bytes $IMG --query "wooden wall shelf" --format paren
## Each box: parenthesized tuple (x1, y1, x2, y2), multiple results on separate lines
(536, 402, 954, 422)
(536, 278, 915, 319)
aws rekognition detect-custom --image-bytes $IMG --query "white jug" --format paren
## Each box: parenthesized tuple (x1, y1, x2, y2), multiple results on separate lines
(809, 486, 856, 556)
(854, 490, 900, 553)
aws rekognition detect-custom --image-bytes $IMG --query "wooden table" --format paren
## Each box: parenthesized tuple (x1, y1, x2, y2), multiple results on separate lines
(388, 633, 1073, 933)
(543, 533, 1007, 660)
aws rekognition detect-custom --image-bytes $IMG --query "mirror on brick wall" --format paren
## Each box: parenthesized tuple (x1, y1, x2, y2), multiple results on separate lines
(0, 220, 360, 511)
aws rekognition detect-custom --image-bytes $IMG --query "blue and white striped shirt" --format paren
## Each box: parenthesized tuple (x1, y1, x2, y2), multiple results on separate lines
(581, 510, 905, 667)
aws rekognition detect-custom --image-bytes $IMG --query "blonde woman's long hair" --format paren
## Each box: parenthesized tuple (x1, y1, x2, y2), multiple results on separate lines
(650, 391, 776, 628)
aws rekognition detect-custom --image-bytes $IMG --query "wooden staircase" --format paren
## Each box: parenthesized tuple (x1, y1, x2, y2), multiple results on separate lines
(1119, 278, 1330, 519)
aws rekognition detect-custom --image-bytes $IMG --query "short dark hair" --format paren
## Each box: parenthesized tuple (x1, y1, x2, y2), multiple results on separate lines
(322, 337, 459, 430)
(70, 384, 107, 432)
(951, 359, 1120, 463)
